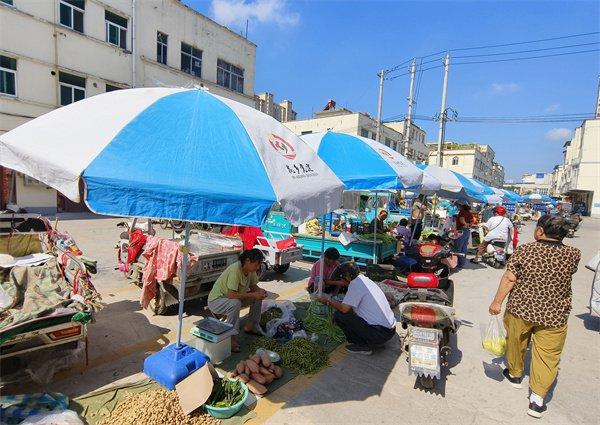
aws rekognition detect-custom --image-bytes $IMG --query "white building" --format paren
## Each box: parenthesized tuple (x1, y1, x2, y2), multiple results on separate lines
(284, 107, 428, 163)
(383, 121, 429, 163)
(505, 172, 553, 196)
(254, 92, 297, 123)
(427, 142, 502, 187)
(552, 118, 600, 216)
(0, 0, 256, 213)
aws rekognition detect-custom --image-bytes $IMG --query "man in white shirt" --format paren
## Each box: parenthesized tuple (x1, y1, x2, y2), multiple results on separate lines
(319, 262, 396, 355)
(471, 206, 514, 263)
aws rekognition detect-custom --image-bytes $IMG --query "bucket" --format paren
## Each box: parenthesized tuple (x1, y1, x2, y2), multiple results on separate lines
(204, 379, 249, 419)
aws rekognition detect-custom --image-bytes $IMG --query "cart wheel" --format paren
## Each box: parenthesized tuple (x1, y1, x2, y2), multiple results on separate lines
(150, 289, 168, 315)
(273, 263, 290, 274)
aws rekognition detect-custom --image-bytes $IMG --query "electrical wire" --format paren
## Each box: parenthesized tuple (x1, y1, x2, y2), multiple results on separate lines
(453, 41, 599, 59)
(453, 48, 600, 65)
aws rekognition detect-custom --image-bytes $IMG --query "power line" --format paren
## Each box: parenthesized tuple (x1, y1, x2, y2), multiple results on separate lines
(453, 48, 599, 65)
(453, 41, 599, 59)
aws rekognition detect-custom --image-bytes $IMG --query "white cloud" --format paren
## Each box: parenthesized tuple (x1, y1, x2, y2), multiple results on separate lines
(544, 103, 560, 113)
(210, 0, 300, 29)
(545, 128, 573, 142)
(490, 82, 520, 94)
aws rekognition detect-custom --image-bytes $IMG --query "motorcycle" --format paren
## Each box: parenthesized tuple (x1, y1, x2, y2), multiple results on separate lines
(563, 213, 581, 238)
(476, 226, 511, 269)
(396, 239, 462, 390)
(115, 219, 154, 283)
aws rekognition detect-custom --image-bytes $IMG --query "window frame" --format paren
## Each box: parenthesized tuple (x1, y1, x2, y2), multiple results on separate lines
(59, 0, 85, 33)
(157, 31, 168, 65)
(0, 55, 17, 97)
(1, 0, 14, 6)
(105, 11, 127, 49)
(452, 156, 459, 165)
(59, 72, 86, 106)
(181, 42, 202, 78)
(216, 58, 244, 94)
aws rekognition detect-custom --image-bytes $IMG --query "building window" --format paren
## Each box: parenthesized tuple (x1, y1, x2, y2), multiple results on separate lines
(360, 128, 369, 138)
(385, 137, 392, 147)
(0, 55, 16, 96)
(105, 10, 127, 49)
(1, 0, 14, 5)
(59, 72, 85, 106)
(157, 32, 168, 65)
(301, 131, 313, 135)
(60, 0, 84, 33)
(105, 84, 122, 92)
(181, 43, 202, 77)
(452, 156, 459, 165)
(217, 59, 244, 93)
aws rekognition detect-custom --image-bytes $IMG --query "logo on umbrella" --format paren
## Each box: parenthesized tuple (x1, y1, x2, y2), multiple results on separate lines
(269, 134, 296, 160)
(378, 148, 394, 159)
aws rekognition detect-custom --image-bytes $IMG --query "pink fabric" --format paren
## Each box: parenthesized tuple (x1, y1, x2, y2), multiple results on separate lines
(308, 260, 339, 287)
(140, 236, 197, 309)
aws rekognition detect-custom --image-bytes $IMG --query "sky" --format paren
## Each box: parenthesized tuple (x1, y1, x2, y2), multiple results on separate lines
(184, 0, 600, 181)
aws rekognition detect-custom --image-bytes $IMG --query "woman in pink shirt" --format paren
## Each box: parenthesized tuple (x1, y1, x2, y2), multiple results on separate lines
(307, 248, 346, 294)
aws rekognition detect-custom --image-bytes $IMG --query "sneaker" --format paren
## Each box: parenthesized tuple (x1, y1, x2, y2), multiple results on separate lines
(345, 344, 372, 355)
(502, 368, 523, 389)
(527, 402, 547, 418)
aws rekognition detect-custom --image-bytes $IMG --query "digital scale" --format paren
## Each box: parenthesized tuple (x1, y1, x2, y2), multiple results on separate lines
(191, 317, 235, 343)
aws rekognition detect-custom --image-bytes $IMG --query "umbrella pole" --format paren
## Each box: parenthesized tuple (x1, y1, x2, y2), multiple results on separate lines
(373, 191, 378, 265)
(318, 214, 327, 297)
(176, 222, 191, 347)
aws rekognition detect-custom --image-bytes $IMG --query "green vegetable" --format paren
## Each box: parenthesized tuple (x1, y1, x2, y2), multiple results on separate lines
(206, 378, 245, 408)
(260, 307, 283, 328)
(304, 301, 345, 344)
(279, 337, 329, 375)
(248, 336, 280, 355)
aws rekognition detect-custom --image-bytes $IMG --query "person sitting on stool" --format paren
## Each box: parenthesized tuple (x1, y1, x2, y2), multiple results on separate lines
(318, 262, 396, 355)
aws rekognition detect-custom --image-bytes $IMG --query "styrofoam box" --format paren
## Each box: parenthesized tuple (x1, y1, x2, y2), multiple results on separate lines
(189, 335, 231, 364)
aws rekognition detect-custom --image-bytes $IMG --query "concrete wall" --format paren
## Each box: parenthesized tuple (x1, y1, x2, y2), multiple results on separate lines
(577, 120, 600, 216)
(14, 174, 57, 214)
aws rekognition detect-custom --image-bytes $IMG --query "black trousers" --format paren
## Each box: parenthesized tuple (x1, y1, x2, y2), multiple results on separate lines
(410, 219, 423, 241)
(334, 310, 396, 348)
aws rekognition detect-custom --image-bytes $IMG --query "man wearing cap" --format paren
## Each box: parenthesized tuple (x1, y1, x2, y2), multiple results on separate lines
(472, 206, 514, 263)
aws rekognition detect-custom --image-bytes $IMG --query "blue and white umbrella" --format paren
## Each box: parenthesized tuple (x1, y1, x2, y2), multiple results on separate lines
(0, 88, 343, 226)
(522, 194, 556, 205)
(301, 131, 424, 190)
(416, 164, 487, 202)
(501, 189, 524, 203)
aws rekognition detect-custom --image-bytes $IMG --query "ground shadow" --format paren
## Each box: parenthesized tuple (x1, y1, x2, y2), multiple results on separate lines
(1, 300, 171, 398)
(575, 312, 600, 332)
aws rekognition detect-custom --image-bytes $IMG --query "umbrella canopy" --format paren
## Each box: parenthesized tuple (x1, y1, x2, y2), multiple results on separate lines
(416, 164, 487, 202)
(522, 194, 555, 205)
(0, 88, 344, 226)
(500, 189, 523, 203)
(301, 131, 423, 190)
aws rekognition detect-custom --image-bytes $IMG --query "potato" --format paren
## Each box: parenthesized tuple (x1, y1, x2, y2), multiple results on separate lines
(262, 373, 274, 385)
(237, 373, 250, 383)
(236, 361, 246, 375)
(260, 366, 275, 378)
(260, 354, 272, 368)
(272, 365, 283, 379)
(250, 354, 261, 364)
(251, 372, 267, 385)
(246, 359, 260, 374)
(247, 380, 268, 395)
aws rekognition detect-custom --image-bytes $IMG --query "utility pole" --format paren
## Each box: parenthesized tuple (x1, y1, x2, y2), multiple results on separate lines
(436, 53, 451, 167)
(403, 59, 417, 156)
(375, 69, 385, 142)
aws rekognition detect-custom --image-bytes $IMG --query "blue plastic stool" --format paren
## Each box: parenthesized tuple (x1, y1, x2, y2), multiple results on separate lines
(143, 343, 210, 390)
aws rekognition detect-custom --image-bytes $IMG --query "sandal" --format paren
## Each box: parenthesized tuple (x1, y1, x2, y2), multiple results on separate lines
(470, 258, 481, 264)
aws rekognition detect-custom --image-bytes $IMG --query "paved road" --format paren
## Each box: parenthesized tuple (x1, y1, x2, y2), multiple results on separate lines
(7, 215, 599, 424)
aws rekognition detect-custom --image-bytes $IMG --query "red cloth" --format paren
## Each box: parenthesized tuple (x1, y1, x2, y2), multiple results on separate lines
(222, 226, 263, 250)
(512, 226, 519, 249)
(127, 229, 147, 264)
(456, 210, 474, 230)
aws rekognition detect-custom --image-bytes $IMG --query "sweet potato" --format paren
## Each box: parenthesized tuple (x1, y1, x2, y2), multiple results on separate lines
(251, 372, 267, 385)
(259, 366, 275, 379)
(237, 373, 250, 383)
(272, 365, 283, 379)
(227, 370, 238, 378)
(246, 359, 260, 374)
(260, 354, 272, 368)
(236, 361, 246, 375)
(244, 365, 250, 376)
(250, 354, 261, 364)
(247, 380, 268, 395)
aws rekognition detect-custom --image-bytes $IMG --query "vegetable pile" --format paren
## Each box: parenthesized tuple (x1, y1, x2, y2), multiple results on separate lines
(206, 378, 245, 408)
(96, 389, 219, 425)
(227, 353, 283, 396)
(279, 337, 329, 375)
(259, 307, 283, 328)
(361, 233, 397, 244)
(248, 336, 279, 355)
(304, 301, 345, 343)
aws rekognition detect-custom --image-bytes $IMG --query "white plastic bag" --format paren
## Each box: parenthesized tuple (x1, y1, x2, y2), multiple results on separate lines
(20, 410, 84, 425)
(481, 315, 507, 356)
(260, 300, 296, 337)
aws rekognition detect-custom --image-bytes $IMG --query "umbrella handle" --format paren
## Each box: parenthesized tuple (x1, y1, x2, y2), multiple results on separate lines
(176, 222, 191, 347)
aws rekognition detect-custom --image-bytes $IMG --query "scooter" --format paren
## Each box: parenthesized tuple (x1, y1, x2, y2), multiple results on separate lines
(481, 239, 508, 269)
(115, 219, 154, 283)
(563, 213, 581, 238)
(396, 240, 462, 390)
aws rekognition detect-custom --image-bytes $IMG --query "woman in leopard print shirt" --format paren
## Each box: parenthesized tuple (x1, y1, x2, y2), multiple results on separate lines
(488, 214, 581, 418)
